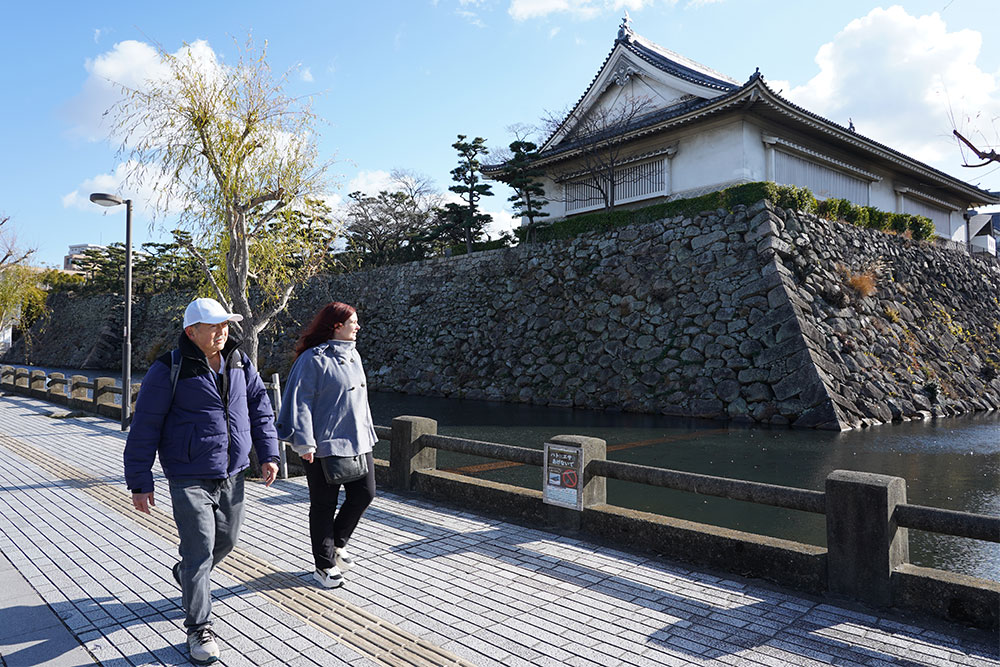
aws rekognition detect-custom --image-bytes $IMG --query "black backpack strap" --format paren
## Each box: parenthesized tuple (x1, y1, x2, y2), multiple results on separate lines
(169, 348, 182, 403)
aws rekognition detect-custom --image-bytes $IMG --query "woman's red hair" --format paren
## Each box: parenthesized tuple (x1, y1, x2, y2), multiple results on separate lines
(294, 302, 356, 359)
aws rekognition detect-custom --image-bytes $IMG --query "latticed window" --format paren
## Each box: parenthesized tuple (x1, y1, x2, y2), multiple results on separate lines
(775, 151, 869, 205)
(565, 178, 606, 211)
(901, 196, 951, 231)
(565, 159, 664, 212)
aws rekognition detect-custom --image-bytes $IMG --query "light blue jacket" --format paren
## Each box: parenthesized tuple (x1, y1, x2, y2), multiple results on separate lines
(275, 340, 377, 458)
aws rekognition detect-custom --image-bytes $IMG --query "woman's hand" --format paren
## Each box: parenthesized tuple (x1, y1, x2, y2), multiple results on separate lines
(301, 452, 314, 463)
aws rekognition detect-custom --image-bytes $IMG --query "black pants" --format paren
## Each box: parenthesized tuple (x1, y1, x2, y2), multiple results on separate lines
(303, 452, 376, 571)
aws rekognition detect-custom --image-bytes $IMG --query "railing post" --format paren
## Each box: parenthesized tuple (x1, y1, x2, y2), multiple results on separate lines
(129, 382, 140, 417)
(69, 375, 88, 411)
(14, 367, 28, 390)
(543, 434, 607, 530)
(29, 370, 47, 398)
(825, 469, 909, 607)
(47, 373, 68, 405)
(94, 377, 118, 419)
(390, 416, 438, 491)
(270, 372, 288, 480)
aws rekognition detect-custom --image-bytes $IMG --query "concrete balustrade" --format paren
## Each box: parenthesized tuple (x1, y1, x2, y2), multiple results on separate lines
(1, 365, 997, 630)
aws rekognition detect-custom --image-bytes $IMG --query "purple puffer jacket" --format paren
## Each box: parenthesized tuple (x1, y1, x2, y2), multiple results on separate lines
(124, 333, 279, 494)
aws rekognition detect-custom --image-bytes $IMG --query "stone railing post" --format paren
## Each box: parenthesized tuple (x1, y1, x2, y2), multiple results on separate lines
(94, 377, 119, 419)
(544, 434, 607, 531)
(0, 365, 13, 386)
(825, 470, 909, 607)
(390, 416, 438, 491)
(269, 373, 289, 480)
(48, 373, 68, 405)
(14, 367, 29, 390)
(129, 382, 140, 416)
(69, 375, 89, 411)
(29, 370, 47, 398)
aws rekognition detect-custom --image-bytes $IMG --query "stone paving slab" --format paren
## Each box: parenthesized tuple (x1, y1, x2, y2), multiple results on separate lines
(0, 393, 997, 667)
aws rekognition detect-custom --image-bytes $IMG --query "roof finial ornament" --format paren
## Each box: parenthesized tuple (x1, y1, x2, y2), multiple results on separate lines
(617, 11, 633, 42)
(748, 66, 761, 82)
(848, 118, 855, 132)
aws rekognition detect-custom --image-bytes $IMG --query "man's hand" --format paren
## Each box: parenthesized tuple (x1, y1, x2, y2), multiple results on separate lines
(301, 452, 314, 463)
(261, 462, 278, 487)
(132, 492, 155, 514)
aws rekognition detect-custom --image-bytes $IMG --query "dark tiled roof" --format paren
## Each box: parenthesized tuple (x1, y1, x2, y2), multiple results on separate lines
(486, 27, 996, 205)
(537, 29, 735, 154)
(624, 32, 737, 92)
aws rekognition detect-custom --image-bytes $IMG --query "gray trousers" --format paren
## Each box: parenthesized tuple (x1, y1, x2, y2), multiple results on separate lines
(168, 473, 245, 634)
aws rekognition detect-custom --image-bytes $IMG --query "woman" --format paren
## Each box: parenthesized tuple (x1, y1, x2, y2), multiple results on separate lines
(276, 302, 377, 588)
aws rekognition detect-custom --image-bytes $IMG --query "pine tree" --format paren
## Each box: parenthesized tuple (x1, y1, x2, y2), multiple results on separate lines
(446, 135, 493, 253)
(501, 140, 549, 240)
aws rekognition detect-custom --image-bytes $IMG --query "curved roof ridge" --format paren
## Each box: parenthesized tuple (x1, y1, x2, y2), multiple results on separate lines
(627, 32, 738, 90)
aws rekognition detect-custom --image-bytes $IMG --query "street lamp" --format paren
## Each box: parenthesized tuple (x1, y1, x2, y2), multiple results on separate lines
(89, 192, 133, 431)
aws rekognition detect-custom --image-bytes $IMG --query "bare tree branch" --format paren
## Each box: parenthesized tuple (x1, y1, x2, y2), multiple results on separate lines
(954, 129, 1000, 167)
(173, 232, 230, 309)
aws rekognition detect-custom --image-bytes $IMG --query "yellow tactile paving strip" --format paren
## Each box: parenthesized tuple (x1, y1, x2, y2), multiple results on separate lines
(0, 432, 475, 667)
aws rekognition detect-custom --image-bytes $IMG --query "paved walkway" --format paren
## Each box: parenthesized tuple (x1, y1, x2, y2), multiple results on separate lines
(0, 393, 996, 667)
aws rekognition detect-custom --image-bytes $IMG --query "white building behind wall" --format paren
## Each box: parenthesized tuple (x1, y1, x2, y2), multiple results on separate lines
(490, 19, 998, 253)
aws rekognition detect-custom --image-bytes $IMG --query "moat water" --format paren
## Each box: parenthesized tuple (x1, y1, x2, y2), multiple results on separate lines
(11, 365, 999, 581)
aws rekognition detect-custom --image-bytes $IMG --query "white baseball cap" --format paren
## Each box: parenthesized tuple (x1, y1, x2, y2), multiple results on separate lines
(183, 298, 244, 328)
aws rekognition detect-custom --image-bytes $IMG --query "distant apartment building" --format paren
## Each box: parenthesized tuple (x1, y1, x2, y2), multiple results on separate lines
(63, 243, 105, 272)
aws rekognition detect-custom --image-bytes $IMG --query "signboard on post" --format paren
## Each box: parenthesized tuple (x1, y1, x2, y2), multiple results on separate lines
(543, 441, 583, 510)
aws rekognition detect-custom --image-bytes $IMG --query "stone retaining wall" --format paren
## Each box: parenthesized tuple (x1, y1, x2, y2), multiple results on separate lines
(9, 199, 1000, 430)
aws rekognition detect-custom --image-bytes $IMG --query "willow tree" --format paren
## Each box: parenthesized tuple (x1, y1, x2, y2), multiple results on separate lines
(0, 215, 39, 340)
(111, 37, 335, 364)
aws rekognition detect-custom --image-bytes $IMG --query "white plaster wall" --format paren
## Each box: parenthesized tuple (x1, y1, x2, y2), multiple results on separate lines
(669, 120, 750, 194)
(539, 176, 566, 221)
(947, 212, 968, 243)
(869, 178, 897, 212)
(741, 122, 769, 182)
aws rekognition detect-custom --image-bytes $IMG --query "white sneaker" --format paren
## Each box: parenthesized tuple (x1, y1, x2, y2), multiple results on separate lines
(187, 627, 220, 664)
(334, 547, 355, 572)
(313, 566, 344, 588)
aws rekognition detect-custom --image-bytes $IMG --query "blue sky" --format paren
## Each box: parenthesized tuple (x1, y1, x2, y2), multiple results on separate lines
(2, 0, 998, 268)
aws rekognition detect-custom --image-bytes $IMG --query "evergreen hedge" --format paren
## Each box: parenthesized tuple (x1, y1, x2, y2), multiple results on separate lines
(514, 182, 937, 243)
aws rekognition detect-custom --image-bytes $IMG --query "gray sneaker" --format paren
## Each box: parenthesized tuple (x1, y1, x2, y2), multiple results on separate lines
(187, 627, 220, 664)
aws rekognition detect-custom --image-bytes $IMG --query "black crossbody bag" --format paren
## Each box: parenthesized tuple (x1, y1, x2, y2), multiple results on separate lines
(319, 453, 368, 485)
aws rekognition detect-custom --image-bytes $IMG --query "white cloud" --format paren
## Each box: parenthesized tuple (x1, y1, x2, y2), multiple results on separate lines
(64, 40, 168, 142)
(685, 0, 721, 7)
(482, 205, 520, 239)
(346, 170, 395, 195)
(549, 26, 561, 38)
(63, 39, 223, 143)
(508, 0, 655, 21)
(61, 160, 180, 219)
(781, 5, 999, 175)
(300, 66, 314, 82)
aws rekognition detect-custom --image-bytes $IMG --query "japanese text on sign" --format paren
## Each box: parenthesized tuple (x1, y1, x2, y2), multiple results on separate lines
(543, 442, 582, 510)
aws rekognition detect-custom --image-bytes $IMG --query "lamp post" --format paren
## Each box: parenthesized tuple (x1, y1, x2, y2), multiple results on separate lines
(89, 192, 133, 431)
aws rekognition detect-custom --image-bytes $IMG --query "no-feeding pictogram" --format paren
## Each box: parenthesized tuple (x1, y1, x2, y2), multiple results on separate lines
(543, 441, 583, 510)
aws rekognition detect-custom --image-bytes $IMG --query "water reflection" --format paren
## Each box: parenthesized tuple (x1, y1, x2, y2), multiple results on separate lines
(369, 391, 1000, 581)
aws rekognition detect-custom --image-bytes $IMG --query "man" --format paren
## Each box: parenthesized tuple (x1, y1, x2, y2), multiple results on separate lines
(124, 298, 280, 665)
